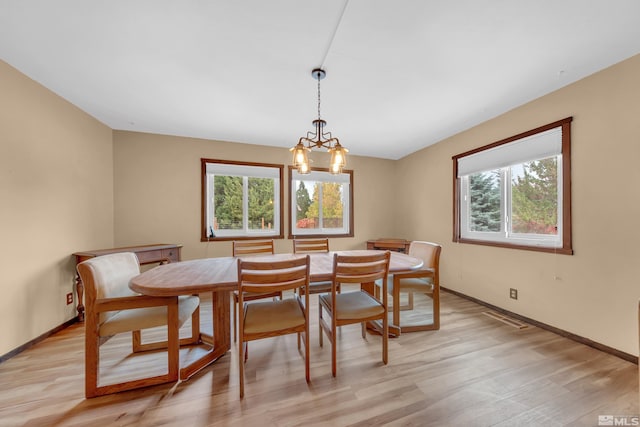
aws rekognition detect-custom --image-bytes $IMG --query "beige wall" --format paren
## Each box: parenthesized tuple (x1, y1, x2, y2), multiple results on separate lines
(0, 61, 114, 356)
(112, 131, 398, 260)
(396, 54, 640, 355)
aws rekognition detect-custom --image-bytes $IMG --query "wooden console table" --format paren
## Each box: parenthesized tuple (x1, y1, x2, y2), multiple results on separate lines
(72, 244, 182, 321)
(367, 238, 412, 253)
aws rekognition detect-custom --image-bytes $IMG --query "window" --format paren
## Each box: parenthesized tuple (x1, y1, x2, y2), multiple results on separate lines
(201, 159, 284, 241)
(453, 117, 573, 254)
(288, 167, 354, 238)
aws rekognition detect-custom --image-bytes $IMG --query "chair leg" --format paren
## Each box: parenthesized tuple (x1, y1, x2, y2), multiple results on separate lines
(233, 293, 237, 343)
(396, 288, 441, 333)
(304, 331, 310, 383)
(432, 285, 440, 330)
(239, 335, 244, 398)
(393, 276, 401, 330)
(407, 292, 414, 310)
(319, 299, 324, 347)
(382, 313, 388, 365)
(85, 315, 100, 398)
(132, 330, 142, 352)
(331, 322, 337, 377)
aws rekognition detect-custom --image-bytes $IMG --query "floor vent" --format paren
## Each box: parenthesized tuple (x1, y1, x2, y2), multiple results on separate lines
(483, 311, 528, 329)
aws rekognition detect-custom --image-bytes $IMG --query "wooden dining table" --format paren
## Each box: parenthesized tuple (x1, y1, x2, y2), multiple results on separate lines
(129, 250, 423, 381)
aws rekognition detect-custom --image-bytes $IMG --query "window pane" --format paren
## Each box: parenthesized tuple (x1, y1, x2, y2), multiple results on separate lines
(511, 157, 558, 235)
(294, 180, 319, 230)
(469, 170, 501, 232)
(301, 182, 346, 230)
(214, 175, 243, 230)
(248, 177, 275, 230)
(319, 182, 344, 230)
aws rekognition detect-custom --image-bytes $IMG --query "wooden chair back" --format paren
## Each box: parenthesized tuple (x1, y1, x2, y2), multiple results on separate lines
(232, 239, 275, 256)
(408, 241, 441, 279)
(238, 255, 310, 299)
(293, 238, 332, 295)
(333, 251, 391, 287)
(81, 252, 140, 326)
(293, 238, 329, 254)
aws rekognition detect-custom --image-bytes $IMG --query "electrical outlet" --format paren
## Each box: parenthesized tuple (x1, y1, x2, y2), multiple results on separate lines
(509, 288, 518, 300)
(66, 292, 73, 305)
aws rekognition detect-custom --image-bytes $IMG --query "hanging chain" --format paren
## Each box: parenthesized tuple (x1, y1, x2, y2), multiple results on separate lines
(317, 75, 322, 121)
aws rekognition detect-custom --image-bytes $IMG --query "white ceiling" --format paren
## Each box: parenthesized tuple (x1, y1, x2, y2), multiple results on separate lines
(1, 1, 639, 160)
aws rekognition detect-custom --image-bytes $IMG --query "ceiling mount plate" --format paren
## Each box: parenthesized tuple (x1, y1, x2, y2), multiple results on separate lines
(312, 68, 326, 80)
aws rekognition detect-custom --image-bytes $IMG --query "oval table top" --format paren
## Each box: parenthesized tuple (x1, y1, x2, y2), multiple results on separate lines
(130, 250, 423, 297)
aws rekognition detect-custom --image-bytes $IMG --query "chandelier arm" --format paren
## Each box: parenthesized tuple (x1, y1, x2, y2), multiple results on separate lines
(321, 130, 333, 140)
(300, 136, 315, 146)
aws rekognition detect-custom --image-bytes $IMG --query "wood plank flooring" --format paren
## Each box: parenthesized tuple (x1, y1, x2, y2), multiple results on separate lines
(0, 290, 637, 426)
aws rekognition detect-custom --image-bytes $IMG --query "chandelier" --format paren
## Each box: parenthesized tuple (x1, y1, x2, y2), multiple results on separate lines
(290, 68, 348, 174)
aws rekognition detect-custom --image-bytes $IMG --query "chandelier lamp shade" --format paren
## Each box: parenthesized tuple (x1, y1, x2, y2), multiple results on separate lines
(290, 68, 348, 174)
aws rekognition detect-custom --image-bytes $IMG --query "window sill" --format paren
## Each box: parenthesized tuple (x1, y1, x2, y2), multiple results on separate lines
(454, 237, 573, 255)
(288, 232, 353, 239)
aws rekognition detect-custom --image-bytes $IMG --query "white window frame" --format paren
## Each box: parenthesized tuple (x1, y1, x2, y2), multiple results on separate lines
(201, 159, 284, 240)
(289, 167, 354, 238)
(453, 117, 573, 254)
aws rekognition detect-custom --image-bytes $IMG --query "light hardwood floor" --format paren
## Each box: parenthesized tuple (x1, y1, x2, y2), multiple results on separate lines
(0, 291, 637, 426)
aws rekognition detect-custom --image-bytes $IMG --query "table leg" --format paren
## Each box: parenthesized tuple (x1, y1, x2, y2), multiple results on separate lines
(361, 281, 401, 337)
(179, 290, 231, 380)
(205, 289, 231, 354)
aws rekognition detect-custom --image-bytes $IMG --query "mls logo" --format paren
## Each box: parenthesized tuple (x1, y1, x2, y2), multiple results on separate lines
(599, 416, 614, 426)
(599, 415, 640, 426)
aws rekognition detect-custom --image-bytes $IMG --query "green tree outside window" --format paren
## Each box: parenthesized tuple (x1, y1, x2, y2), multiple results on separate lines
(469, 170, 501, 232)
(511, 158, 558, 234)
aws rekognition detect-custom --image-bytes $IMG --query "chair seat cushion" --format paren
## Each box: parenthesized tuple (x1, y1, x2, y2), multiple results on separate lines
(319, 291, 384, 320)
(244, 298, 305, 335)
(100, 295, 200, 336)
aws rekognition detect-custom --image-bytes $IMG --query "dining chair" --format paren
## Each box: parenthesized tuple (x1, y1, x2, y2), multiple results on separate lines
(386, 241, 441, 333)
(231, 239, 282, 342)
(292, 238, 336, 295)
(77, 252, 200, 398)
(237, 255, 311, 398)
(319, 251, 390, 377)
